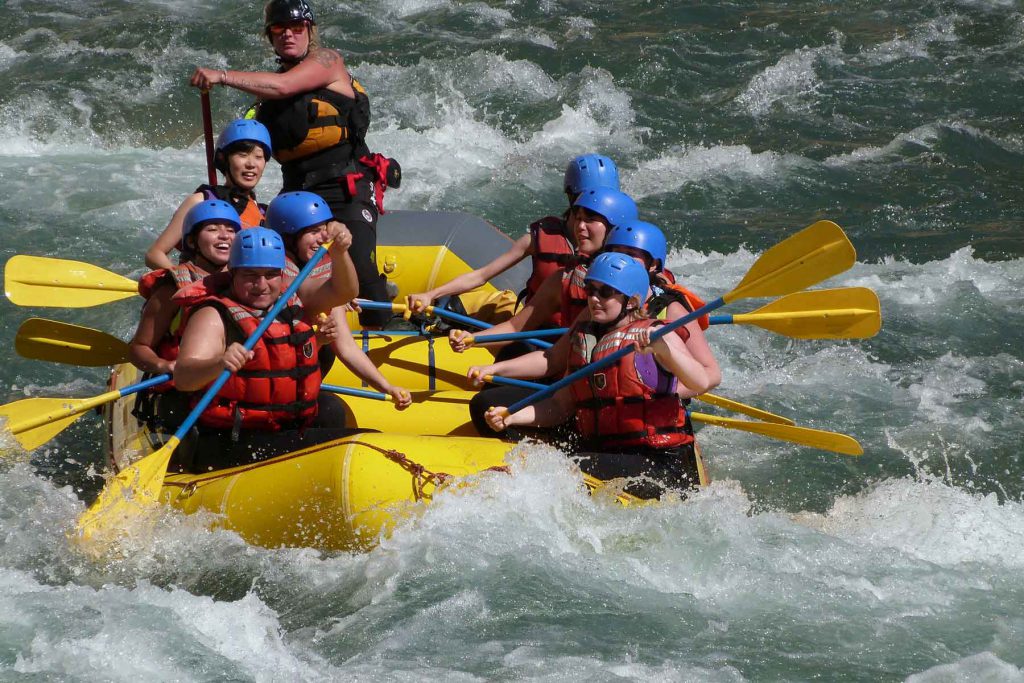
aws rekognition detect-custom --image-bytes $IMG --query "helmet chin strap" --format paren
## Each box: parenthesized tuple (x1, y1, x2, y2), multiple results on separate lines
(275, 48, 309, 65)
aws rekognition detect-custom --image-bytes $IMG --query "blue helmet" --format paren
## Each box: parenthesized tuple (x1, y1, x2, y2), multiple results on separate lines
(605, 219, 667, 269)
(264, 191, 333, 236)
(572, 187, 638, 228)
(585, 252, 649, 304)
(216, 119, 273, 159)
(181, 199, 241, 251)
(564, 154, 619, 195)
(229, 227, 286, 270)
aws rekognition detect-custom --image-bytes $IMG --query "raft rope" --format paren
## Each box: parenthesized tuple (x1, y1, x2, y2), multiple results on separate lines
(347, 440, 510, 501)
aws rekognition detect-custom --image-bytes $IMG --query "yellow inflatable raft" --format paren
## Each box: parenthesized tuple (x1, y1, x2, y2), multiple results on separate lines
(102, 211, 680, 551)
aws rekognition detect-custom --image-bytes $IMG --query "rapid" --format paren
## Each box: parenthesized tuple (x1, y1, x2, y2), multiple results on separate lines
(1, 0, 1023, 679)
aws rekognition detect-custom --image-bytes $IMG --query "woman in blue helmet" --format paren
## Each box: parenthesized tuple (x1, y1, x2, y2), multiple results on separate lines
(146, 119, 272, 270)
(190, 0, 400, 328)
(484, 253, 712, 499)
(129, 200, 241, 433)
(405, 154, 620, 323)
(264, 191, 413, 409)
(171, 227, 357, 472)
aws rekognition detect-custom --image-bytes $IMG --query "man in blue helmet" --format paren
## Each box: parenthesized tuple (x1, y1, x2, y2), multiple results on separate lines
(405, 154, 621, 326)
(171, 225, 357, 471)
(146, 119, 272, 270)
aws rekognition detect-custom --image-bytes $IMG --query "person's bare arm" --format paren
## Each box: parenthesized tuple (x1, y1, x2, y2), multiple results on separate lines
(407, 234, 531, 311)
(173, 306, 239, 391)
(298, 224, 359, 317)
(190, 48, 352, 100)
(145, 192, 204, 270)
(128, 284, 179, 375)
(663, 301, 722, 397)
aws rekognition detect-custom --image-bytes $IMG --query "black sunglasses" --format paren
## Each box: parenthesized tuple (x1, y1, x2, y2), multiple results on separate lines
(585, 283, 619, 299)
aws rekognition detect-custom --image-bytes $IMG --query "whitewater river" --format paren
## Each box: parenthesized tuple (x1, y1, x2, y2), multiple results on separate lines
(1, 0, 1023, 679)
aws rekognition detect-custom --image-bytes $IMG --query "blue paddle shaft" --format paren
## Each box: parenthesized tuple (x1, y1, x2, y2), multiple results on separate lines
(709, 315, 731, 325)
(472, 328, 565, 344)
(504, 297, 726, 416)
(321, 383, 388, 401)
(485, 375, 545, 390)
(172, 245, 333, 441)
(354, 298, 552, 349)
(120, 374, 172, 397)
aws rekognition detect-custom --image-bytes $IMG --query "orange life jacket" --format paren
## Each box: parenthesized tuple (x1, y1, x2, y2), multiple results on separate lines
(196, 184, 265, 229)
(568, 318, 692, 449)
(650, 269, 710, 330)
(177, 282, 321, 432)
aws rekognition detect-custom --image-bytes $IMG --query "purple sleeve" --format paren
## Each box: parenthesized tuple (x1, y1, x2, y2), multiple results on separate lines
(633, 353, 676, 394)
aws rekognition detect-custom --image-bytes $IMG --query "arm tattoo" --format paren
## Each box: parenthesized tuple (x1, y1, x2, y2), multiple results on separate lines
(313, 49, 341, 69)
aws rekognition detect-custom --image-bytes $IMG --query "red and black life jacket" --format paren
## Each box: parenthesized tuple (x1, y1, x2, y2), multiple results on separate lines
(568, 318, 692, 449)
(178, 283, 321, 432)
(196, 184, 265, 229)
(136, 262, 207, 369)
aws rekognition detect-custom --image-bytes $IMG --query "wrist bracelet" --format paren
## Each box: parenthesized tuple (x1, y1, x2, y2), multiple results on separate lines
(220, 69, 228, 86)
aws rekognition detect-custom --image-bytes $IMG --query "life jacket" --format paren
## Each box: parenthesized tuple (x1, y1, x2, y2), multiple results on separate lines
(559, 261, 590, 327)
(196, 184, 265, 229)
(523, 216, 575, 326)
(646, 269, 710, 331)
(136, 262, 207, 375)
(177, 281, 321, 432)
(568, 318, 693, 449)
(283, 253, 332, 285)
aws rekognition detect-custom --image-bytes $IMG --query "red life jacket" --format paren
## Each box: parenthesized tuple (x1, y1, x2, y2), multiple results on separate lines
(283, 253, 332, 285)
(136, 262, 207, 370)
(196, 184, 265, 229)
(559, 261, 590, 327)
(178, 283, 321, 432)
(525, 216, 575, 302)
(568, 318, 692, 449)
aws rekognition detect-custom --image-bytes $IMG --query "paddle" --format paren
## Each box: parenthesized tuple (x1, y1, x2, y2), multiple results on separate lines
(355, 299, 554, 349)
(4, 255, 138, 308)
(201, 91, 217, 186)
(478, 375, 853, 454)
(707, 287, 880, 339)
(76, 242, 335, 542)
(499, 220, 857, 420)
(16, 318, 131, 367)
(321, 383, 393, 401)
(0, 375, 170, 451)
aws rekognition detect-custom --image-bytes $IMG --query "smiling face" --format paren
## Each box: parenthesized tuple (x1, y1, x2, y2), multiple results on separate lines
(231, 267, 284, 310)
(268, 20, 310, 61)
(292, 222, 330, 264)
(586, 282, 629, 324)
(225, 146, 267, 192)
(188, 221, 238, 270)
(570, 207, 611, 257)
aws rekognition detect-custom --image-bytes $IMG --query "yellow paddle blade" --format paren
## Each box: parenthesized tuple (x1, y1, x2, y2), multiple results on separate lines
(726, 221, 856, 303)
(735, 287, 881, 339)
(0, 397, 89, 450)
(696, 393, 795, 425)
(5, 255, 138, 308)
(691, 411, 863, 455)
(1, 390, 119, 451)
(16, 318, 130, 366)
(76, 439, 177, 542)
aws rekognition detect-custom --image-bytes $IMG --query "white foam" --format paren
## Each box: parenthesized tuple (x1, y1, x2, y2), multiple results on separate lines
(906, 652, 1024, 682)
(856, 15, 959, 66)
(736, 42, 840, 117)
(804, 478, 1024, 568)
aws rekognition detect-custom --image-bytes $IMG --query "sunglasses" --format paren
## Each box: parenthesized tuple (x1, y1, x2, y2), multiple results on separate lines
(585, 283, 619, 299)
(268, 21, 308, 37)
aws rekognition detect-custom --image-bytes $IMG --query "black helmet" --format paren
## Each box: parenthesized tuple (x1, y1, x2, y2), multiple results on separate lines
(264, 0, 315, 31)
